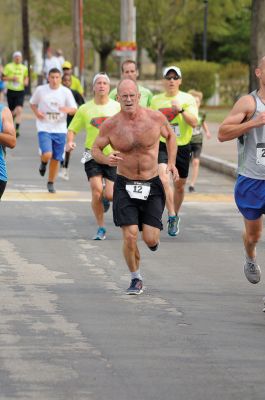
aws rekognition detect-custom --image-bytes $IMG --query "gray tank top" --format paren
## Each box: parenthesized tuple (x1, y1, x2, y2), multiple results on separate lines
(237, 90, 265, 179)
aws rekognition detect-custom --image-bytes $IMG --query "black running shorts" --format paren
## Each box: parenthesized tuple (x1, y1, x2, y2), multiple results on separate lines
(6, 90, 25, 111)
(0, 180, 7, 200)
(113, 175, 166, 231)
(84, 159, 116, 181)
(190, 142, 202, 159)
(158, 141, 191, 179)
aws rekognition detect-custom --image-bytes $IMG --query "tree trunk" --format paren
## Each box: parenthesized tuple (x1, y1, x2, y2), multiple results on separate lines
(155, 43, 164, 79)
(250, 0, 265, 91)
(99, 52, 109, 72)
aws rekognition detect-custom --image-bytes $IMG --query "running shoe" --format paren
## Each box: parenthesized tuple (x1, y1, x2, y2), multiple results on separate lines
(102, 197, 110, 213)
(126, 278, 143, 295)
(39, 162, 47, 177)
(59, 167, 69, 181)
(93, 227, 106, 240)
(244, 260, 261, 284)
(47, 181, 56, 193)
(189, 185, 195, 193)
(167, 216, 177, 236)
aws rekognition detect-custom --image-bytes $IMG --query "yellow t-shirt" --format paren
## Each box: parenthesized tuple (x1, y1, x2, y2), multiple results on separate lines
(150, 91, 198, 146)
(68, 98, 120, 155)
(3, 62, 28, 91)
(70, 75, 84, 95)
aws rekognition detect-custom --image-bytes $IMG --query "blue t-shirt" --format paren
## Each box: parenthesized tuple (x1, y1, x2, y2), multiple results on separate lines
(0, 104, 7, 182)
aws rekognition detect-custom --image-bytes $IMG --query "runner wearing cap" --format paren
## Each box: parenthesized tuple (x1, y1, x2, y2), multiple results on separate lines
(109, 59, 153, 107)
(150, 66, 198, 236)
(62, 61, 84, 96)
(3, 51, 29, 137)
(66, 72, 120, 240)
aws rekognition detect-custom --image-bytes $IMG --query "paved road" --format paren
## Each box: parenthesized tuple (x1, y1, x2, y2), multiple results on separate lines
(1, 105, 265, 400)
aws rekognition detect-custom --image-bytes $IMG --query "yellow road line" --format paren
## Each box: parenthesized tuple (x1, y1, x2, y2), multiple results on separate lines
(2, 191, 233, 203)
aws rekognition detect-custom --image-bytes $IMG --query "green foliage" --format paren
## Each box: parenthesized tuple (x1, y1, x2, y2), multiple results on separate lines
(219, 62, 249, 104)
(84, 0, 120, 70)
(169, 60, 219, 101)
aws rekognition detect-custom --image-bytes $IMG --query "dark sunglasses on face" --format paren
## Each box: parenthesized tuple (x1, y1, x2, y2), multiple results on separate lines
(165, 76, 180, 81)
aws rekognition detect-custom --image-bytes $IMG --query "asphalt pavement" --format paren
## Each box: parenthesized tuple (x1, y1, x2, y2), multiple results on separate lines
(1, 102, 265, 400)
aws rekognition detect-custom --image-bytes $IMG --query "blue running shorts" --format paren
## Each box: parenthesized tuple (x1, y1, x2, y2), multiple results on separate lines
(234, 174, 265, 220)
(38, 132, 66, 161)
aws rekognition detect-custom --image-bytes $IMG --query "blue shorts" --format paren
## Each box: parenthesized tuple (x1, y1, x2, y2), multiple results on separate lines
(234, 175, 265, 220)
(38, 132, 66, 161)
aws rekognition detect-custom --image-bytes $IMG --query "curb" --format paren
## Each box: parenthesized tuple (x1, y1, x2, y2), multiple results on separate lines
(200, 154, 237, 179)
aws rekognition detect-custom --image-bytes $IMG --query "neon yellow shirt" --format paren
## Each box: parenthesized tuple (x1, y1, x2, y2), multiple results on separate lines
(70, 75, 84, 95)
(68, 98, 120, 155)
(109, 84, 153, 107)
(3, 62, 28, 91)
(150, 91, 198, 146)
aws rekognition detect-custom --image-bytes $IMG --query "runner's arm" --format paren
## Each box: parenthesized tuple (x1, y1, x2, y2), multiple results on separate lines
(218, 95, 263, 142)
(92, 121, 123, 166)
(0, 107, 16, 148)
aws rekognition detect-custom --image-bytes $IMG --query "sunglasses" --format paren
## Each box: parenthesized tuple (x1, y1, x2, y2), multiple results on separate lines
(165, 76, 180, 81)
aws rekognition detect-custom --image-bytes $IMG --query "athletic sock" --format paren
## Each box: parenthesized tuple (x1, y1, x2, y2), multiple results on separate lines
(131, 270, 142, 280)
(246, 255, 256, 263)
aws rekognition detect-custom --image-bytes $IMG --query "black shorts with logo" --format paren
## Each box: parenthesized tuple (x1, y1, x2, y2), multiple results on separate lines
(6, 89, 25, 111)
(84, 159, 116, 181)
(113, 174, 166, 231)
(158, 141, 191, 179)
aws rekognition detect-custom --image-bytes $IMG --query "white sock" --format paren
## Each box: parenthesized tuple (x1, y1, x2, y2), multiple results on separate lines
(246, 255, 256, 263)
(131, 270, 142, 280)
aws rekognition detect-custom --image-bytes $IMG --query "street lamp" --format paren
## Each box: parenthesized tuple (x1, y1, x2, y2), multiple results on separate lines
(203, 0, 208, 61)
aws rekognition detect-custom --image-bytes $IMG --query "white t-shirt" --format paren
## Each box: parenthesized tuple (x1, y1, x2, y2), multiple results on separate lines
(43, 56, 62, 76)
(30, 84, 77, 133)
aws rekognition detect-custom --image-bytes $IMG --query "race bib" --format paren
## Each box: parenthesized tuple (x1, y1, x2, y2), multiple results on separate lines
(81, 149, 93, 164)
(256, 143, 265, 166)
(170, 123, 180, 137)
(126, 182, 151, 200)
(46, 112, 60, 121)
(193, 126, 202, 136)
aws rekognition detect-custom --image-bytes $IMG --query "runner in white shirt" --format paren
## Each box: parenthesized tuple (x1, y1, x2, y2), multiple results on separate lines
(30, 67, 77, 193)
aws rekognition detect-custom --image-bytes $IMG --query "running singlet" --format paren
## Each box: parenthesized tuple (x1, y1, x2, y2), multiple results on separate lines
(68, 98, 120, 156)
(150, 91, 198, 146)
(3, 62, 28, 91)
(0, 104, 7, 182)
(237, 90, 265, 180)
(109, 85, 153, 107)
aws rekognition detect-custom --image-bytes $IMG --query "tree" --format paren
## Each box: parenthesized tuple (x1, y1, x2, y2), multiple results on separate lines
(250, 0, 265, 91)
(84, 0, 120, 71)
(136, 0, 189, 78)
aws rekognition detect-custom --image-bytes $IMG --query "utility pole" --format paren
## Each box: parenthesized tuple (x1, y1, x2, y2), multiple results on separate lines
(120, 0, 136, 64)
(72, 0, 85, 84)
(21, 0, 31, 94)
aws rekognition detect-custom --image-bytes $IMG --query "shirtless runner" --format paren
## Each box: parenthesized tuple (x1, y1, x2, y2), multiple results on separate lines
(92, 78, 178, 294)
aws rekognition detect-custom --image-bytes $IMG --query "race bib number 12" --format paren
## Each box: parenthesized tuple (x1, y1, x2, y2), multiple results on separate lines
(126, 182, 151, 200)
(256, 143, 265, 166)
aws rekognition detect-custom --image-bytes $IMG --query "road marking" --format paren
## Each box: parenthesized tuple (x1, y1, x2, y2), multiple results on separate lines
(2, 190, 234, 202)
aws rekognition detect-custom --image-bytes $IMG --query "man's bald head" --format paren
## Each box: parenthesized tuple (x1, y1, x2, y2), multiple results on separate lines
(117, 78, 139, 95)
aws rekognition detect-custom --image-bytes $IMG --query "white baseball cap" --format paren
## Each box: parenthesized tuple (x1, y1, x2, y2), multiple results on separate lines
(163, 66, 182, 78)
(92, 72, 110, 86)
(13, 51, 22, 58)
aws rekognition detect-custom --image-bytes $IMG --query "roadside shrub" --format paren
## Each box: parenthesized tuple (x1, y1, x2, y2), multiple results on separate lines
(219, 62, 249, 104)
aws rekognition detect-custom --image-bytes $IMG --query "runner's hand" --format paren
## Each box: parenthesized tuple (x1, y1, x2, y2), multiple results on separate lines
(66, 142, 76, 152)
(166, 163, 179, 181)
(108, 151, 123, 166)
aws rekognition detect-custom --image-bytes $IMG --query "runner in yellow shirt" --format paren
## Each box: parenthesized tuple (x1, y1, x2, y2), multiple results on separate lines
(3, 51, 29, 137)
(67, 73, 120, 240)
(150, 66, 198, 236)
(109, 59, 153, 107)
